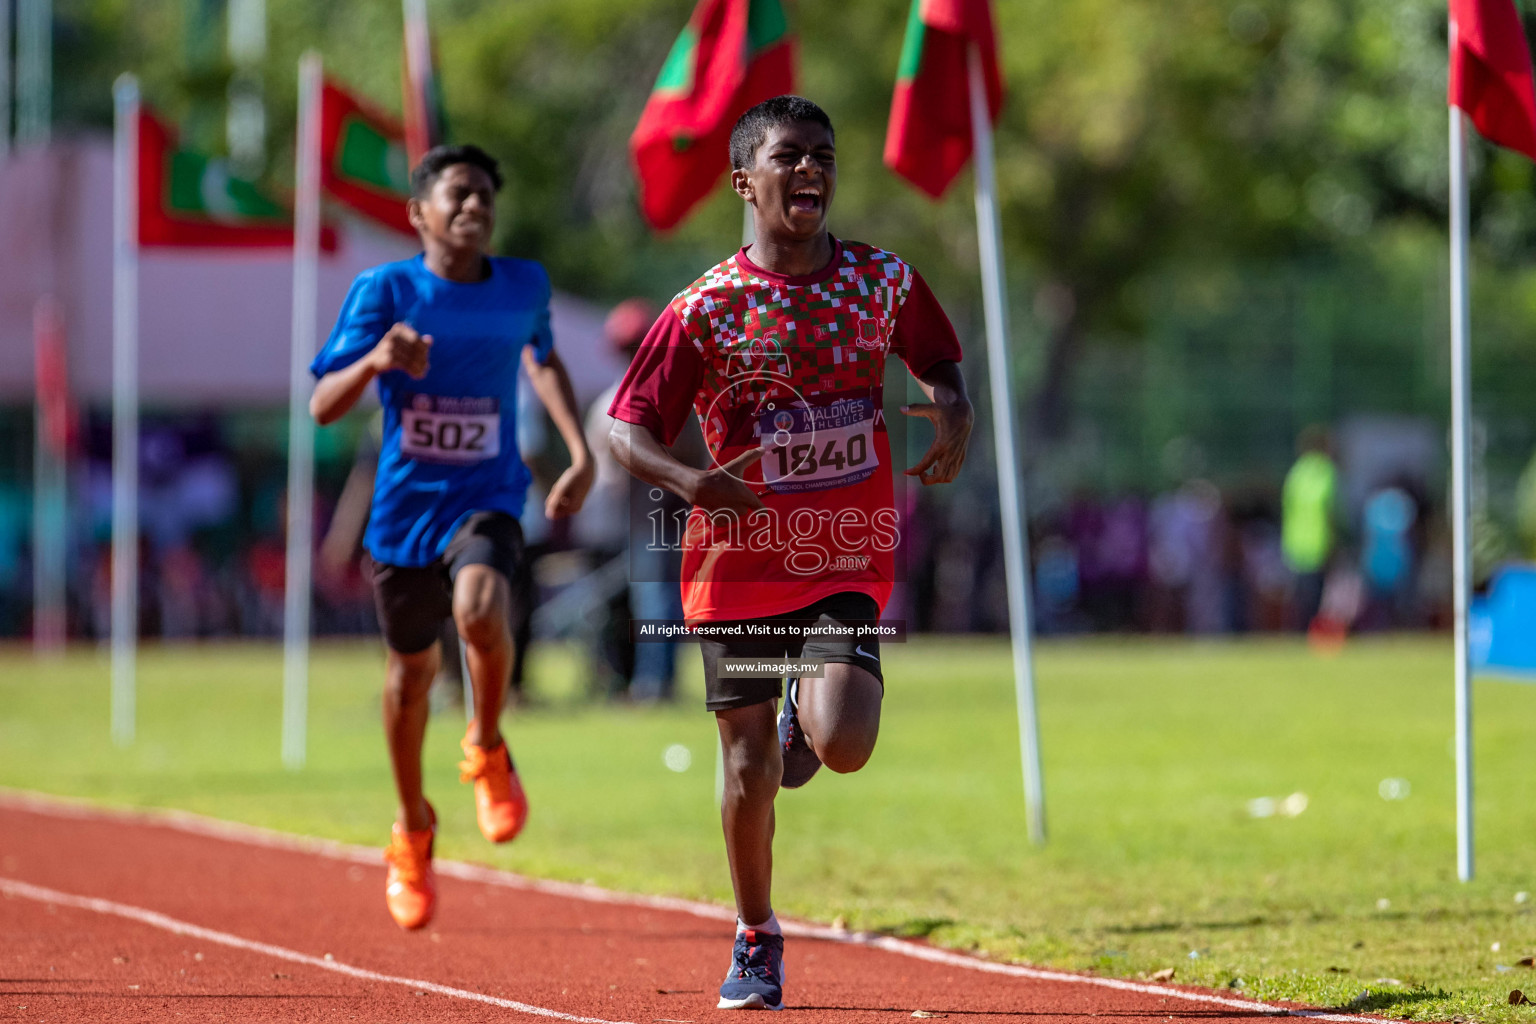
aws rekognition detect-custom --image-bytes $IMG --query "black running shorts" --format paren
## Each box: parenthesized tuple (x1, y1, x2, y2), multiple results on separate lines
(697, 591, 884, 712)
(371, 511, 526, 654)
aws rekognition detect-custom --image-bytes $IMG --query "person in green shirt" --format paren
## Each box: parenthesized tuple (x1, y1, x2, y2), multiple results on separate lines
(1282, 426, 1337, 629)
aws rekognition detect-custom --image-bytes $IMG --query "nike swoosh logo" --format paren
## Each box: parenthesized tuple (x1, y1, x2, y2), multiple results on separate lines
(854, 645, 879, 663)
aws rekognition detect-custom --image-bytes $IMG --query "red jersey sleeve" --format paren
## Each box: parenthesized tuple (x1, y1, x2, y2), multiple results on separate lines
(607, 308, 704, 446)
(890, 269, 963, 379)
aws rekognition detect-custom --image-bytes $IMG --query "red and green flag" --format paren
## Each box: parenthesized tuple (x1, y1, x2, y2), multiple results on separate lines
(630, 0, 796, 232)
(320, 79, 415, 237)
(884, 0, 1003, 199)
(1449, 0, 1536, 162)
(137, 106, 336, 249)
(402, 0, 449, 163)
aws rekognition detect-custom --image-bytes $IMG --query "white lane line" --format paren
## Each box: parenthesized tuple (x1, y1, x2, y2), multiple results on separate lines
(0, 876, 632, 1024)
(0, 789, 1392, 1023)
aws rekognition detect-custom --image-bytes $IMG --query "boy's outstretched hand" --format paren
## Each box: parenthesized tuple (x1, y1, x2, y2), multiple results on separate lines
(901, 399, 973, 486)
(545, 459, 595, 520)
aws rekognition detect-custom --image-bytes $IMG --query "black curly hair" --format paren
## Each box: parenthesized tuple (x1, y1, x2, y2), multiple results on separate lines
(409, 144, 504, 199)
(728, 95, 834, 170)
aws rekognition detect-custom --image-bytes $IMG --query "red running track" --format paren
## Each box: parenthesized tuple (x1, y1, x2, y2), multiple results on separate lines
(1, 791, 1396, 1024)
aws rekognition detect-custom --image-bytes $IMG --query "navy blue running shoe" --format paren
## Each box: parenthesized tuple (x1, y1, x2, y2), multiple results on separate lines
(777, 678, 822, 789)
(717, 928, 785, 1010)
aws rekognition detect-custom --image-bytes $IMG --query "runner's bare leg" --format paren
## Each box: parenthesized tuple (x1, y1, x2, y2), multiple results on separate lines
(795, 662, 882, 773)
(453, 564, 513, 751)
(716, 702, 781, 925)
(384, 643, 441, 832)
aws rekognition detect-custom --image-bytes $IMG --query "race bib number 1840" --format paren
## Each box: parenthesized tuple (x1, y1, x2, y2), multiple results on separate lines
(759, 398, 878, 494)
(400, 395, 501, 464)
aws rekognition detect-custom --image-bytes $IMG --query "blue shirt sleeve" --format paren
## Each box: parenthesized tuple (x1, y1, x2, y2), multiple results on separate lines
(310, 269, 396, 379)
(527, 264, 555, 365)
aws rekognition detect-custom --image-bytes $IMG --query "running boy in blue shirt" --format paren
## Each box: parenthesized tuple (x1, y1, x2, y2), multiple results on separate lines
(310, 144, 594, 930)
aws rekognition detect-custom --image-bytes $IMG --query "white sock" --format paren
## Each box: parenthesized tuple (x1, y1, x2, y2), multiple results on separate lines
(738, 912, 781, 936)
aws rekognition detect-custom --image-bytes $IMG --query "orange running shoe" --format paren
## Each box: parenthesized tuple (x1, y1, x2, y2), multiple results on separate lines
(459, 732, 528, 843)
(383, 803, 436, 930)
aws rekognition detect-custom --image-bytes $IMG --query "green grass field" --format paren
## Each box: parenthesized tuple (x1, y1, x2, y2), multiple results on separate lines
(3, 637, 1534, 1021)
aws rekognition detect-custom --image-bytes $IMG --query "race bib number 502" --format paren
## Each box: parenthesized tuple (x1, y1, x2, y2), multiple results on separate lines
(759, 397, 878, 494)
(400, 395, 501, 464)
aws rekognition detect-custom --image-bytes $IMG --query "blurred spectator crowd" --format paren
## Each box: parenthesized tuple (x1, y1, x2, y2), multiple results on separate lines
(0, 407, 1480, 657)
(897, 475, 1455, 639)
(0, 411, 378, 642)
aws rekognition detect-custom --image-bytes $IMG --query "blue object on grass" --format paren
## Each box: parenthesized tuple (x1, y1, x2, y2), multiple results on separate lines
(1471, 564, 1536, 679)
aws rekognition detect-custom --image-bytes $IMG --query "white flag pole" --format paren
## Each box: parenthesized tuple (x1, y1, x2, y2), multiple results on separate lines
(282, 51, 323, 771)
(14, 0, 48, 145)
(0, 0, 12, 160)
(459, 644, 475, 720)
(1448, 97, 1474, 883)
(110, 74, 139, 747)
(968, 44, 1045, 845)
(401, 0, 433, 152)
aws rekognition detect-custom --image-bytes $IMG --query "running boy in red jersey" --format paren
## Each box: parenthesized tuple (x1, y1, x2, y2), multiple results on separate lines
(609, 96, 972, 1010)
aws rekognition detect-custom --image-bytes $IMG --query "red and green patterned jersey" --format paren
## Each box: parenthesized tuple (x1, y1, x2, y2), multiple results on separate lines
(610, 238, 962, 622)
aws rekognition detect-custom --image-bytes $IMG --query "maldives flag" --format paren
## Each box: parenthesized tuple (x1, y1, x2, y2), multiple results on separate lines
(138, 106, 336, 250)
(1449, 0, 1536, 162)
(630, 0, 796, 232)
(321, 79, 414, 237)
(884, 0, 1004, 199)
